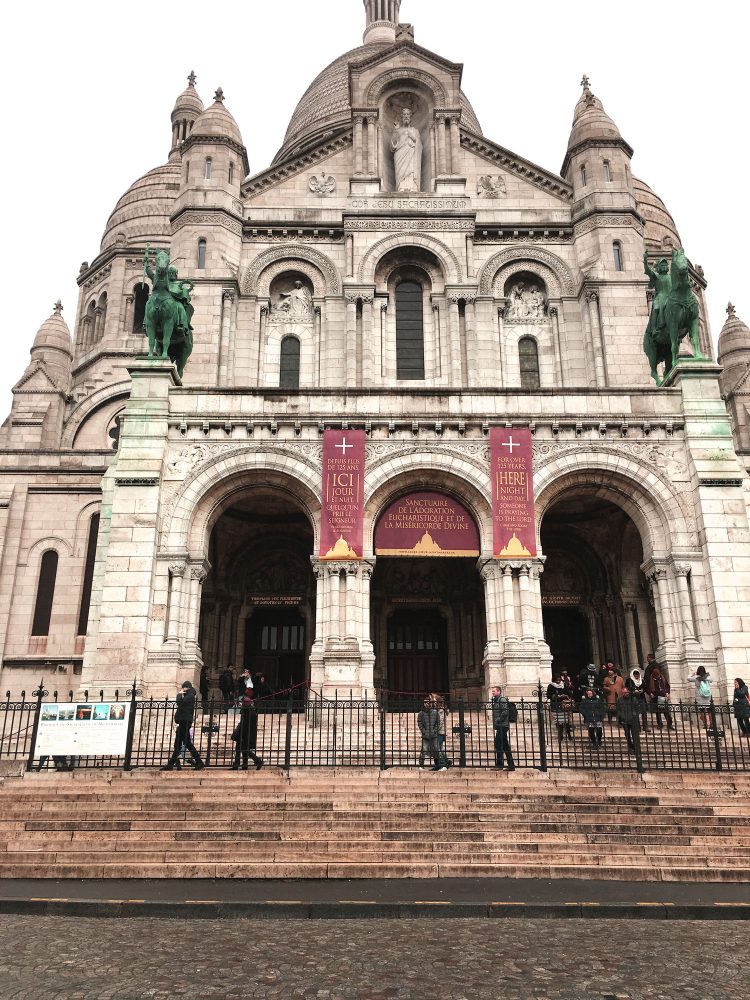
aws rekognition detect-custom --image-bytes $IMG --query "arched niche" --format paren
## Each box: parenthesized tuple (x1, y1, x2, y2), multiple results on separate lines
(381, 89, 433, 192)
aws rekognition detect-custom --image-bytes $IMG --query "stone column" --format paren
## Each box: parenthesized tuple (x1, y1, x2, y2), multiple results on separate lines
(623, 601, 640, 669)
(123, 295, 134, 334)
(447, 297, 462, 384)
(218, 289, 234, 385)
(345, 565, 359, 640)
(186, 563, 209, 653)
(586, 290, 607, 387)
(436, 115, 447, 175)
(432, 302, 443, 381)
(673, 564, 697, 643)
(549, 306, 565, 387)
(465, 236, 475, 280)
(518, 564, 535, 641)
(501, 565, 517, 644)
(448, 116, 460, 174)
(346, 235, 354, 278)
(650, 569, 674, 644)
(361, 294, 375, 385)
(165, 562, 186, 646)
(345, 294, 358, 388)
(379, 299, 388, 379)
(354, 115, 364, 175)
(464, 295, 480, 387)
(366, 115, 377, 175)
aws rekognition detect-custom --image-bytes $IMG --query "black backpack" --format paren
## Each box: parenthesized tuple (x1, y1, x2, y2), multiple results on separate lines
(508, 701, 518, 724)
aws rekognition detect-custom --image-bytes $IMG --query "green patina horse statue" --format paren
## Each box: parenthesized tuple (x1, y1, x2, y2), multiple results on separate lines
(143, 246, 194, 377)
(643, 248, 703, 386)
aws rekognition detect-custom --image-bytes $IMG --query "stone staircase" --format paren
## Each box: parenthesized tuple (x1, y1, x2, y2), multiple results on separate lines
(1, 768, 749, 881)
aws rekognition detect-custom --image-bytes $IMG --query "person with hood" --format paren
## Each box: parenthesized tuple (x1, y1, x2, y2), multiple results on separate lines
(688, 666, 713, 731)
(417, 697, 444, 771)
(625, 667, 649, 732)
(579, 688, 606, 748)
(576, 663, 601, 700)
(162, 681, 205, 770)
(231, 683, 264, 770)
(491, 686, 516, 771)
(733, 678, 750, 736)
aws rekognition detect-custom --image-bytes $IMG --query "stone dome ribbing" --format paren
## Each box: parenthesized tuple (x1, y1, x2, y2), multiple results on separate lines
(718, 306, 750, 366)
(567, 88, 622, 152)
(273, 44, 482, 164)
(172, 82, 204, 120)
(634, 178, 682, 251)
(191, 98, 244, 146)
(32, 305, 72, 358)
(100, 162, 181, 252)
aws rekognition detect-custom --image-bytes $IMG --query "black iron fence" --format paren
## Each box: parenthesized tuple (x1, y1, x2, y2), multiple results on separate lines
(2, 682, 749, 773)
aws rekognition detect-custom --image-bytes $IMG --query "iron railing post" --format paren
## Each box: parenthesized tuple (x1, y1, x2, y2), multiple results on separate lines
(458, 699, 467, 769)
(123, 678, 141, 771)
(633, 714, 644, 774)
(379, 690, 387, 770)
(26, 679, 48, 773)
(536, 681, 548, 773)
(710, 699, 723, 772)
(283, 690, 293, 771)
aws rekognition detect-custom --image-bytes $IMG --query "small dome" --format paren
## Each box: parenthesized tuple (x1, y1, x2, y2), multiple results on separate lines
(191, 90, 244, 146)
(171, 73, 204, 121)
(567, 81, 622, 152)
(100, 162, 181, 252)
(274, 44, 482, 165)
(32, 302, 72, 358)
(718, 303, 750, 366)
(634, 177, 682, 251)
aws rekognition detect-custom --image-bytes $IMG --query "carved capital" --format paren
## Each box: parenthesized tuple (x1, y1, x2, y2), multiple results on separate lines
(169, 562, 186, 578)
(260, 304, 270, 317)
(548, 306, 558, 317)
(345, 292, 359, 305)
(673, 563, 691, 578)
(314, 305, 322, 317)
(380, 299, 389, 313)
(222, 288, 235, 303)
(585, 289, 599, 303)
(191, 566, 208, 584)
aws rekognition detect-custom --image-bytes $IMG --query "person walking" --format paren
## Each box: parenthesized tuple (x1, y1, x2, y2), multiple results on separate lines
(417, 697, 444, 771)
(732, 678, 750, 736)
(648, 665, 674, 731)
(616, 687, 640, 754)
(162, 681, 205, 770)
(626, 668, 650, 733)
(491, 686, 516, 771)
(231, 684, 264, 770)
(688, 666, 713, 731)
(579, 688, 605, 749)
(218, 665, 236, 714)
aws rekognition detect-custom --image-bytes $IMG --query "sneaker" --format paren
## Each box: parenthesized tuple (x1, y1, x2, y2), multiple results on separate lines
(193, 761, 205, 770)
(255, 759, 264, 770)
(438, 766, 448, 772)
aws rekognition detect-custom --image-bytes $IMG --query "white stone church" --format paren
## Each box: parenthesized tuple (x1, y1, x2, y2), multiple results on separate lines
(2, 0, 750, 702)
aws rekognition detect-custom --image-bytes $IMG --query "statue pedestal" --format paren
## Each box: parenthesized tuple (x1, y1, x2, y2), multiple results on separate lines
(434, 176, 467, 196)
(350, 177, 382, 196)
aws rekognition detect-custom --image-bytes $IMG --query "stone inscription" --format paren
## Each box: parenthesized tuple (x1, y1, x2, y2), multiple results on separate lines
(350, 197, 470, 211)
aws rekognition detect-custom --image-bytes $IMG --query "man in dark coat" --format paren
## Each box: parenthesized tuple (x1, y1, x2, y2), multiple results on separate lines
(491, 686, 516, 771)
(579, 688, 606, 748)
(417, 698, 444, 770)
(616, 688, 641, 753)
(162, 681, 205, 770)
(199, 666, 209, 705)
(218, 665, 236, 713)
(232, 685, 264, 770)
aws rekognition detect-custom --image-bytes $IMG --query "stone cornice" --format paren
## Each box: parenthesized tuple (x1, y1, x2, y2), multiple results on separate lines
(170, 206, 243, 237)
(461, 131, 573, 203)
(181, 133, 250, 176)
(561, 136, 635, 178)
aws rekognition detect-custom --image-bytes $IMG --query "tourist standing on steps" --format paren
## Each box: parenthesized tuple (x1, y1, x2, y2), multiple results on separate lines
(547, 674, 573, 743)
(603, 668, 625, 720)
(616, 687, 640, 753)
(491, 686, 516, 771)
(232, 684, 264, 770)
(626, 668, 650, 733)
(162, 681, 205, 770)
(733, 678, 750, 736)
(648, 666, 674, 731)
(417, 697, 444, 770)
(218, 664, 236, 713)
(688, 666, 713, 731)
(579, 688, 605, 748)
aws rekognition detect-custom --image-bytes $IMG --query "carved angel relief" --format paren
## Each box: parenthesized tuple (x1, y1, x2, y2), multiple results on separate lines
(477, 174, 507, 198)
(309, 172, 336, 196)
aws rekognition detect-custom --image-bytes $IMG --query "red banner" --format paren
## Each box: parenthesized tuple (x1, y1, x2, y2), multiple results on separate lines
(490, 428, 537, 558)
(320, 430, 365, 559)
(375, 491, 480, 557)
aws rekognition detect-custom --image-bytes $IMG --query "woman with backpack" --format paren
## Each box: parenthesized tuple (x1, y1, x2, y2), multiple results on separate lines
(688, 666, 713, 731)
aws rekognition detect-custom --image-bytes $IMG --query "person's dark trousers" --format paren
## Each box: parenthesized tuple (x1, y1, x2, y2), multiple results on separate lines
(623, 723, 636, 751)
(655, 702, 673, 729)
(168, 721, 203, 766)
(233, 747, 261, 768)
(588, 725, 603, 747)
(221, 694, 233, 714)
(738, 715, 750, 736)
(494, 726, 515, 769)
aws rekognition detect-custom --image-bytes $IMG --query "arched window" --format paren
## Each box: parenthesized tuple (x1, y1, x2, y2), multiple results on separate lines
(204, 157, 212, 179)
(603, 159, 612, 182)
(228, 162, 235, 185)
(279, 336, 301, 390)
(77, 513, 100, 636)
(396, 280, 425, 380)
(613, 241, 624, 272)
(133, 283, 149, 333)
(32, 550, 58, 637)
(197, 239, 207, 269)
(580, 164, 587, 186)
(519, 336, 540, 389)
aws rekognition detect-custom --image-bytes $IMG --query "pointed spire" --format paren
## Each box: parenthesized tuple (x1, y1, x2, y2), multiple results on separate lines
(214, 87, 225, 104)
(170, 72, 204, 161)
(718, 301, 750, 367)
(53, 300, 63, 316)
(188, 70, 197, 88)
(728, 302, 737, 319)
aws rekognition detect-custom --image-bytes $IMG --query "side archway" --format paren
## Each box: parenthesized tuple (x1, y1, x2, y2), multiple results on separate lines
(478, 247, 575, 298)
(242, 245, 342, 297)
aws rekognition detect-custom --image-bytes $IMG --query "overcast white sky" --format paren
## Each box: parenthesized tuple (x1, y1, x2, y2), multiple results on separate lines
(0, 0, 746, 418)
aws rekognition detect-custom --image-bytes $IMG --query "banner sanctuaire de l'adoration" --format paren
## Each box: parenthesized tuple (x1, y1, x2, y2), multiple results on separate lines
(490, 427, 537, 558)
(320, 430, 366, 559)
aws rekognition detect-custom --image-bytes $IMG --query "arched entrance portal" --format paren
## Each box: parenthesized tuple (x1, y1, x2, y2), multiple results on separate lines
(371, 490, 486, 699)
(199, 489, 315, 693)
(540, 491, 658, 676)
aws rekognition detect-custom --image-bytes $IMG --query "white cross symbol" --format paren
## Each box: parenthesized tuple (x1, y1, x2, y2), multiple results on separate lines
(335, 436, 353, 455)
(502, 436, 519, 453)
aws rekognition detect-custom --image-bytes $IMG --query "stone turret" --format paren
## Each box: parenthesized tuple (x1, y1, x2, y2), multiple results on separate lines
(1, 302, 72, 449)
(363, 0, 401, 45)
(718, 303, 750, 453)
(169, 71, 205, 163)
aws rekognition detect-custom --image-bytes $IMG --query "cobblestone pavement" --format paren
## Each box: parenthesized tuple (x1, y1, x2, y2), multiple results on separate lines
(0, 916, 746, 999)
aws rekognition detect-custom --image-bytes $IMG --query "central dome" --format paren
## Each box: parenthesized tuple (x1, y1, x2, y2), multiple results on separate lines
(273, 44, 483, 165)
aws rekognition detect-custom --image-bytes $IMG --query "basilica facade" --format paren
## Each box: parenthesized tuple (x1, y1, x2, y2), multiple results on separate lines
(2, 0, 750, 702)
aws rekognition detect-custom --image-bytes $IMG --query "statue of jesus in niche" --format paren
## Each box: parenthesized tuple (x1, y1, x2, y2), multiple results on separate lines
(391, 108, 422, 192)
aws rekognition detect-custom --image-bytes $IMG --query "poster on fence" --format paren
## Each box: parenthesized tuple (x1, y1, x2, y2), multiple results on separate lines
(320, 429, 365, 559)
(490, 427, 537, 558)
(35, 703, 130, 756)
